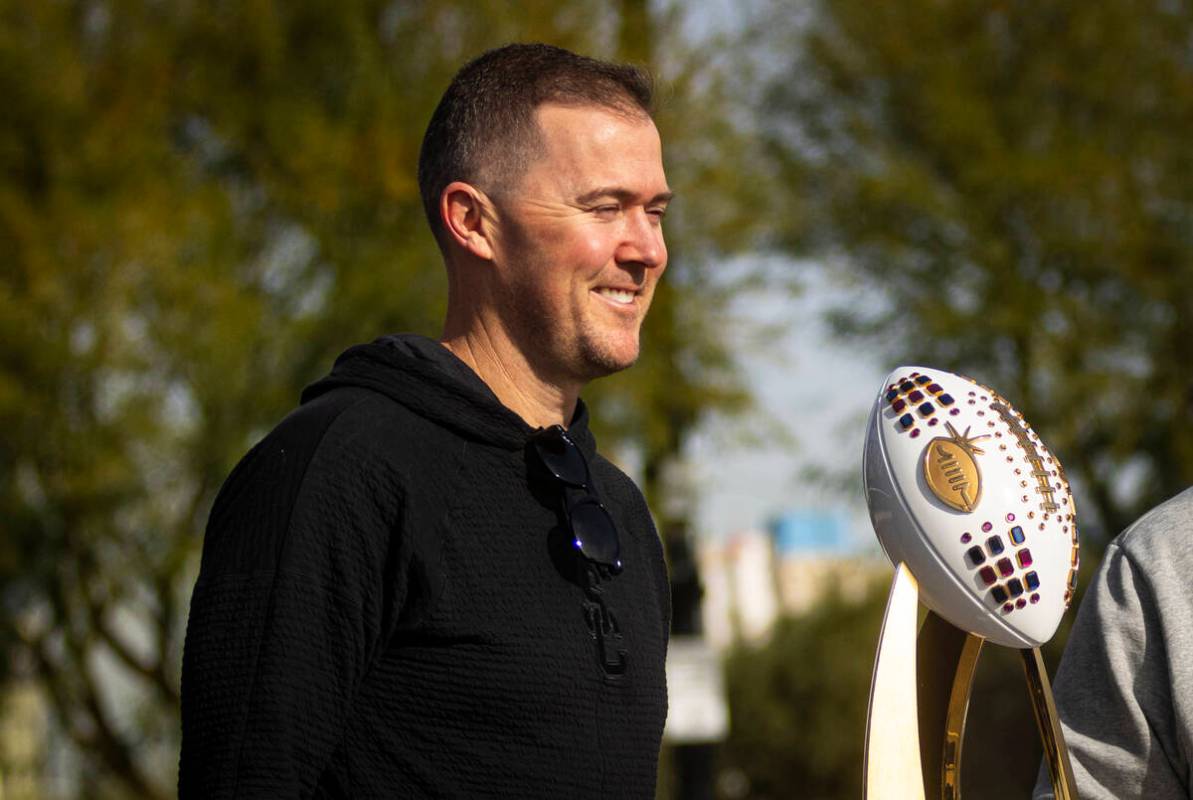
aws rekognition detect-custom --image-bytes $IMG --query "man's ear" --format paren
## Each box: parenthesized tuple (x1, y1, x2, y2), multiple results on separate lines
(440, 181, 496, 261)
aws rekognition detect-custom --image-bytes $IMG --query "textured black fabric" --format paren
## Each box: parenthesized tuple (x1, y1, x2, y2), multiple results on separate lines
(179, 334, 671, 799)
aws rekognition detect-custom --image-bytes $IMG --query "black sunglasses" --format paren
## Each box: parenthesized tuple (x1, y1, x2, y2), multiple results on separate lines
(532, 425, 623, 574)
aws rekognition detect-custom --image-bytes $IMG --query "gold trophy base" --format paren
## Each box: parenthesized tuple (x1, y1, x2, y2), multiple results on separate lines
(863, 563, 1079, 799)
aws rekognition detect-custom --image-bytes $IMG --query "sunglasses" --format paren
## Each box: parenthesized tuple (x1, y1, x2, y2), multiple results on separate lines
(532, 425, 623, 574)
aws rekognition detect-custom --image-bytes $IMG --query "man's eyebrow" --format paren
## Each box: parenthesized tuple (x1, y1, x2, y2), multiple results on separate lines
(575, 187, 674, 205)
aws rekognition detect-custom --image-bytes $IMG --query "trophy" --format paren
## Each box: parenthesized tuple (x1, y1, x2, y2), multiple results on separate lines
(862, 367, 1081, 799)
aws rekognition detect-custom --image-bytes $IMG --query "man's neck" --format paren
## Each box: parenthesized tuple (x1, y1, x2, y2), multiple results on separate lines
(440, 327, 580, 430)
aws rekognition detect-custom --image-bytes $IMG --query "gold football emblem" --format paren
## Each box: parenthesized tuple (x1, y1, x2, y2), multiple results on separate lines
(922, 423, 989, 513)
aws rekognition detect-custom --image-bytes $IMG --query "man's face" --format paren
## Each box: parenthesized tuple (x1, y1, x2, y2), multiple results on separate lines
(488, 103, 671, 386)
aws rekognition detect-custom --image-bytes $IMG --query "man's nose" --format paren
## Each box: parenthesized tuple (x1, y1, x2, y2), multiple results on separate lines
(616, 208, 666, 269)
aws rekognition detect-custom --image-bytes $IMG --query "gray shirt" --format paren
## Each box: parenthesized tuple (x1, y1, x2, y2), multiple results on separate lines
(1034, 487, 1193, 799)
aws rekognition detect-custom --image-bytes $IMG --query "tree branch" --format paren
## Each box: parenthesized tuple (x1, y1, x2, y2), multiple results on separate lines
(45, 564, 171, 800)
(87, 597, 181, 708)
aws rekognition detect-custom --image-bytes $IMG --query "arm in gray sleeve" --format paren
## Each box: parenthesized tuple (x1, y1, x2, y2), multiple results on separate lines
(1034, 492, 1193, 800)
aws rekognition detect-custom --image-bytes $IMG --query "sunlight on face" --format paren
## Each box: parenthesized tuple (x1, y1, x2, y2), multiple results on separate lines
(489, 103, 672, 386)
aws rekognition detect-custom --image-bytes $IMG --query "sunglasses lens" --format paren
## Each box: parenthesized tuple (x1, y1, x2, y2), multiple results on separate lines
(569, 498, 621, 570)
(534, 427, 589, 487)
(532, 426, 623, 573)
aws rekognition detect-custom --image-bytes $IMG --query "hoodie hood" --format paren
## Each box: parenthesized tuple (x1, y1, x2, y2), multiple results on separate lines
(301, 334, 596, 454)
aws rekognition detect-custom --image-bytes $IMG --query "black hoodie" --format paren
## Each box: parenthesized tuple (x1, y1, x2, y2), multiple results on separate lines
(180, 334, 671, 799)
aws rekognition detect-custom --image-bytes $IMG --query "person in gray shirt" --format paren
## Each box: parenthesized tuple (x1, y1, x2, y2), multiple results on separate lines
(1034, 487, 1193, 799)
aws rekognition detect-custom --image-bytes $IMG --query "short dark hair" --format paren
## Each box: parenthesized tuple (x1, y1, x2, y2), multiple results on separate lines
(417, 43, 654, 243)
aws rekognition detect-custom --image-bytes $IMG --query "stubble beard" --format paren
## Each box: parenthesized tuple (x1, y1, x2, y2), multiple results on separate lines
(500, 282, 641, 387)
(575, 317, 640, 379)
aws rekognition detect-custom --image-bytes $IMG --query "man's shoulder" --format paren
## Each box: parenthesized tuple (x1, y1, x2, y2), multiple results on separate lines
(212, 386, 458, 516)
(589, 451, 655, 536)
(204, 385, 467, 554)
(276, 384, 459, 460)
(1114, 486, 1193, 564)
(274, 384, 383, 442)
(590, 451, 646, 500)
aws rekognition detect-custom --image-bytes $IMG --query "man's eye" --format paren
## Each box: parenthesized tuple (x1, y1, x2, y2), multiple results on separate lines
(648, 206, 668, 219)
(592, 205, 620, 216)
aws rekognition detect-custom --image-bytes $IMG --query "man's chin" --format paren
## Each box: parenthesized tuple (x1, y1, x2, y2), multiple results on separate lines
(578, 340, 640, 380)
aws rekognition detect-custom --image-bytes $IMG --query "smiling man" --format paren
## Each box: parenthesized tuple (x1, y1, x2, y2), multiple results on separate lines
(433, 65, 672, 423)
(180, 44, 673, 799)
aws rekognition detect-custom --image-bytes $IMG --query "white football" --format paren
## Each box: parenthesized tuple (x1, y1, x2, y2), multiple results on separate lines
(863, 366, 1079, 648)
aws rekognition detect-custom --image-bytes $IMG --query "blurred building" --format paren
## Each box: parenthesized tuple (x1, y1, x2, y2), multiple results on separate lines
(698, 510, 887, 651)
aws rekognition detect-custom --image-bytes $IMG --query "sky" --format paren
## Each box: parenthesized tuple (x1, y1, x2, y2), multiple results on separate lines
(663, 0, 894, 550)
(682, 258, 889, 552)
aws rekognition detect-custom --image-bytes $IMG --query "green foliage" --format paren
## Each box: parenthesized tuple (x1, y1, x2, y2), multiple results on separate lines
(719, 581, 888, 800)
(760, 0, 1193, 538)
(0, 1, 766, 795)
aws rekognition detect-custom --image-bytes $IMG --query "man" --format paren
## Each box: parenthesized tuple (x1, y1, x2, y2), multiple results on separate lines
(180, 43, 673, 798)
(1033, 487, 1193, 799)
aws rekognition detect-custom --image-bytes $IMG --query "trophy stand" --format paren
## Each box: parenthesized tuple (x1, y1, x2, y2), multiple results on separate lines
(864, 563, 1078, 799)
(1022, 646, 1079, 800)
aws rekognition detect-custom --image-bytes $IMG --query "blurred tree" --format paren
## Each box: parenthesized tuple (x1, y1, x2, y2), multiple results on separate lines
(759, 0, 1193, 540)
(0, 1, 769, 795)
(718, 580, 888, 800)
(592, 0, 774, 512)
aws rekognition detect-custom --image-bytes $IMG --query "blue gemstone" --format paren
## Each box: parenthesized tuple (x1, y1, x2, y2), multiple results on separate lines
(966, 546, 986, 566)
(987, 536, 1004, 555)
(1007, 578, 1024, 597)
(899, 413, 914, 429)
(915, 375, 932, 385)
(990, 585, 1009, 604)
(900, 381, 915, 393)
(1025, 571, 1040, 591)
(918, 402, 935, 416)
(939, 393, 955, 406)
(1009, 525, 1025, 544)
(886, 388, 899, 401)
